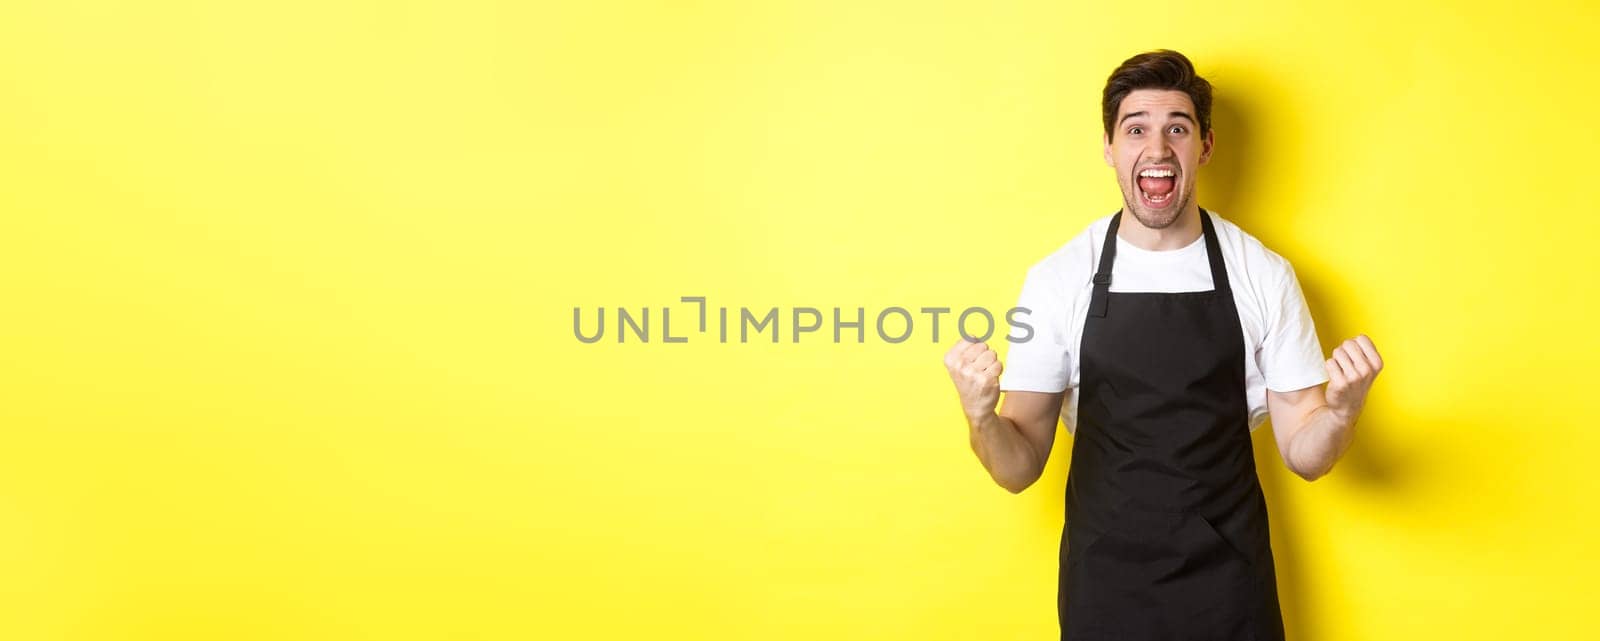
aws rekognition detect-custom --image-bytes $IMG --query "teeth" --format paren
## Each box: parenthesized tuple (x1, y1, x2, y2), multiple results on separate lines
(1139, 168, 1176, 178)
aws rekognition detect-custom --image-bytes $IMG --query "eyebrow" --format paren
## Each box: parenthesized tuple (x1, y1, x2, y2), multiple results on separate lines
(1118, 111, 1197, 126)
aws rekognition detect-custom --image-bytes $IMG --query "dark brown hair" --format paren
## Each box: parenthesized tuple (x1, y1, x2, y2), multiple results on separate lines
(1102, 49, 1212, 140)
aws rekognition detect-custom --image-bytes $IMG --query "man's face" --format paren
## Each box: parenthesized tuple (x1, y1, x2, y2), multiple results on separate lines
(1103, 89, 1214, 230)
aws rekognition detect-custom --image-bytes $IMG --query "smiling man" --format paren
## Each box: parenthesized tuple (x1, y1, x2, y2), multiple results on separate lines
(942, 50, 1385, 640)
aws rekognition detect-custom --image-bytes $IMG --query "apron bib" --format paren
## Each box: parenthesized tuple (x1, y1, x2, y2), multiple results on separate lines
(1058, 209, 1286, 641)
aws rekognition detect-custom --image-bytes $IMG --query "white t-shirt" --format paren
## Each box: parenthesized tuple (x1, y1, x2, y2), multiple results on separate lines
(998, 210, 1328, 434)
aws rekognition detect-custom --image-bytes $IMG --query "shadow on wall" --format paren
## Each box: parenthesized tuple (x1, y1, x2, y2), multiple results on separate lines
(1203, 67, 1411, 641)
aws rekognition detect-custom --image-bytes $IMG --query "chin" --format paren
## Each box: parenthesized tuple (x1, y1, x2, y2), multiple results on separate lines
(1133, 208, 1181, 229)
(1125, 194, 1186, 230)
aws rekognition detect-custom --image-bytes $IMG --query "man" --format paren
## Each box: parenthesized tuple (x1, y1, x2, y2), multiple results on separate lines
(942, 50, 1383, 640)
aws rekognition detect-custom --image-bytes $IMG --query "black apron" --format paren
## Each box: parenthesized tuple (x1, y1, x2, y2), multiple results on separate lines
(1058, 209, 1285, 641)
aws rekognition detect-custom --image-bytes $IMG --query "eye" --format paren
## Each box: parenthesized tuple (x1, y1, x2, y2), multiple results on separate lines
(1169, 125, 1187, 134)
(1128, 126, 1143, 135)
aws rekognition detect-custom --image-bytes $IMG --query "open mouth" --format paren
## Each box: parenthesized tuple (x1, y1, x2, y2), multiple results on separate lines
(1136, 167, 1178, 209)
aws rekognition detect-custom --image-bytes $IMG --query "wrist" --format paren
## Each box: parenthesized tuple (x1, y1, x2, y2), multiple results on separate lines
(1323, 403, 1358, 430)
(965, 407, 998, 429)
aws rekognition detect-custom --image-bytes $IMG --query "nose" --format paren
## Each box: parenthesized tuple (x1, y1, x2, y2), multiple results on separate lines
(1145, 131, 1175, 160)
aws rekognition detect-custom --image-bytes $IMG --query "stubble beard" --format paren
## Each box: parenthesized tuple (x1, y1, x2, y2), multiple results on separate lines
(1120, 180, 1192, 230)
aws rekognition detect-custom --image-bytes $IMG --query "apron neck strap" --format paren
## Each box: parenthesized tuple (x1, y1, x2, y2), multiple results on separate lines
(1197, 208, 1231, 297)
(1087, 208, 1225, 318)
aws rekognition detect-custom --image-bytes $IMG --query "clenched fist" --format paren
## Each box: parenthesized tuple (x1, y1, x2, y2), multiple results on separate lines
(945, 339, 1003, 421)
(1325, 334, 1384, 425)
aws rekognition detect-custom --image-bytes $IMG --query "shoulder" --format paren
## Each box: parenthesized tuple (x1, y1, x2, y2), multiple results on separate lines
(1024, 212, 1115, 288)
(1207, 210, 1296, 285)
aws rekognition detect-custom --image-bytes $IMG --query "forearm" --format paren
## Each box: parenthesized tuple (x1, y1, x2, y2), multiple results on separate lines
(1285, 404, 1358, 481)
(967, 411, 1043, 493)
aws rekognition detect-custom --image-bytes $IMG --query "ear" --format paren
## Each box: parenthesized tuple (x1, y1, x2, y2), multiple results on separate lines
(1199, 128, 1215, 165)
(1102, 132, 1113, 167)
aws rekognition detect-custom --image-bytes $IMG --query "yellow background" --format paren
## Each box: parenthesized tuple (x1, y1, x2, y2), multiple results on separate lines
(2, 1, 1596, 639)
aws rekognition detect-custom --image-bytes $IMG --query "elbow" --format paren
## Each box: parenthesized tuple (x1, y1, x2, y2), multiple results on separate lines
(996, 469, 1043, 494)
(1291, 462, 1332, 482)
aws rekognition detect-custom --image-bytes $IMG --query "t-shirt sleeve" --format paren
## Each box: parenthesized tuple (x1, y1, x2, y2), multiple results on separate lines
(999, 263, 1072, 393)
(1260, 257, 1330, 392)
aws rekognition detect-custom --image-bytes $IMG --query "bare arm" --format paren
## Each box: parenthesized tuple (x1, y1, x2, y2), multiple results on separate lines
(1267, 334, 1385, 481)
(970, 391, 1064, 493)
(944, 339, 1064, 493)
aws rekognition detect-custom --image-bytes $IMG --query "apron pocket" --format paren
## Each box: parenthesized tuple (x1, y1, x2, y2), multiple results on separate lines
(1188, 510, 1253, 570)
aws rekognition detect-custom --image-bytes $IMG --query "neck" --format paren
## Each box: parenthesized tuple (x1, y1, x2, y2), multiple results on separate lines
(1118, 204, 1203, 251)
